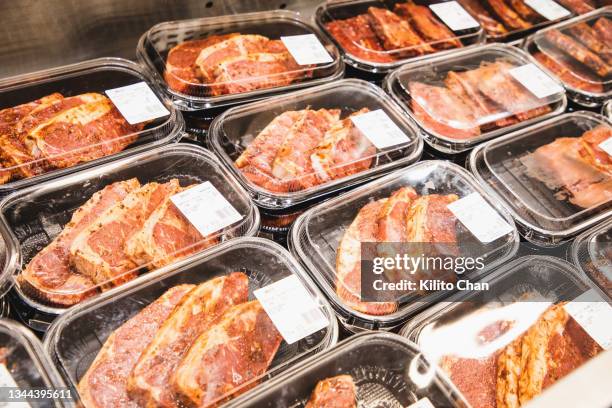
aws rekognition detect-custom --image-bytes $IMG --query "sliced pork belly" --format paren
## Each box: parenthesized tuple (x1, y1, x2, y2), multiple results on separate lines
(305, 375, 357, 408)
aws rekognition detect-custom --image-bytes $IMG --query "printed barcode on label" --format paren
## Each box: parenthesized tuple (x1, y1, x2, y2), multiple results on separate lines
(524, 0, 570, 20)
(350, 109, 410, 149)
(429, 1, 480, 31)
(254, 275, 329, 344)
(170, 182, 243, 237)
(564, 289, 612, 350)
(447, 192, 513, 243)
(509, 63, 564, 99)
(598, 137, 612, 156)
(106, 82, 170, 125)
(281, 34, 333, 65)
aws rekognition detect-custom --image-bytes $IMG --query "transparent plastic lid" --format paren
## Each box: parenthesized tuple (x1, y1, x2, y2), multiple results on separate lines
(385, 44, 566, 153)
(605, 99, 612, 119)
(453, 0, 575, 41)
(209, 79, 423, 210)
(469, 111, 611, 245)
(290, 160, 518, 332)
(228, 332, 469, 408)
(316, 0, 485, 73)
(400, 256, 608, 408)
(44, 237, 338, 408)
(0, 144, 259, 314)
(0, 58, 183, 193)
(137, 10, 344, 110)
(525, 8, 612, 106)
(571, 217, 612, 300)
(554, 0, 609, 15)
(0, 319, 66, 407)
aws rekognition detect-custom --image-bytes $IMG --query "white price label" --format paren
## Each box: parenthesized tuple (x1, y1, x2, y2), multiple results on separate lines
(429, 1, 480, 31)
(281, 34, 333, 65)
(408, 398, 436, 408)
(447, 192, 514, 243)
(524, 0, 570, 20)
(564, 289, 612, 350)
(509, 63, 564, 99)
(0, 365, 31, 408)
(170, 182, 242, 237)
(254, 275, 329, 344)
(598, 137, 612, 156)
(350, 109, 410, 149)
(106, 82, 170, 125)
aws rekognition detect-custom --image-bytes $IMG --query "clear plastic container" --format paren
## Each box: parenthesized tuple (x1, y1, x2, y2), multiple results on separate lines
(0, 319, 67, 407)
(0, 144, 259, 324)
(400, 256, 605, 408)
(137, 10, 344, 111)
(208, 79, 423, 211)
(554, 0, 611, 15)
(315, 0, 485, 74)
(228, 331, 469, 408)
(43, 237, 338, 408)
(604, 97, 612, 119)
(0, 58, 184, 194)
(468, 111, 611, 246)
(290, 160, 519, 333)
(0, 231, 13, 300)
(523, 8, 612, 107)
(384, 43, 567, 154)
(570, 217, 612, 300)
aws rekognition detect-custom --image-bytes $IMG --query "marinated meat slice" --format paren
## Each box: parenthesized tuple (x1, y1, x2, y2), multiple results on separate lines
(405, 194, 459, 244)
(592, 17, 612, 45)
(367, 7, 434, 56)
(465, 61, 552, 122)
(78, 284, 194, 408)
(325, 16, 394, 63)
(165, 34, 238, 94)
(394, 2, 462, 50)
(376, 187, 418, 242)
(508, 0, 542, 23)
(70, 180, 182, 288)
(520, 126, 612, 208)
(457, 0, 508, 37)
(441, 354, 499, 408)
(568, 23, 612, 65)
(533, 52, 603, 93)
(125, 183, 218, 269)
(309, 108, 375, 183)
(236, 111, 304, 193)
(305, 375, 357, 408)
(172, 300, 283, 408)
(127, 273, 249, 408)
(18, 179, 139, 306)
(555, 0, 595, 14)
(271, 109, 340, 190)
(486, 0, 532, 30)
(335, 199, 398, 315)
(409, 82, 481, 139)
(544, 30, 611, 77)
(210, 51, 303, 96)
(580, 125, 612, 174)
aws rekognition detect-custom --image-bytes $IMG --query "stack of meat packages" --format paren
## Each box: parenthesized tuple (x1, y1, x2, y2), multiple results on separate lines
(18, 178, 216, 307)
(532, 17, 611, 93)
(325, 2, 463, 63)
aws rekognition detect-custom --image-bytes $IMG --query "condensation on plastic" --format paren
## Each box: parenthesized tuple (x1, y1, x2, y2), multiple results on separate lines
(384, 43, 567, 154)
(137, 10, 345, 111)
(399, 256, 596, 408)
(227, 332, 470, 408)
(315, 0, 485, 73)
(524, 8, 612, 108)
(290, 160, 519, 333)
(208, 79, 423, 210)
(570, 218, 612, 300)
(0, 144, 259, 316)
(0, 319, 67, 408)
(43, 237, 338, 408)
(468, 111, 611, 247)
(0, 58, 184, 193)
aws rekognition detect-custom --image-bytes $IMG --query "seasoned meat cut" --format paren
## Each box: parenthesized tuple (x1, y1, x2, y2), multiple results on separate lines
(544, 30, 611, 77)
(592, 17, 612, 45)
(127, 273, 249, 408)
(394, 2, 462, 50)
(376, 187, 418, 243)
(533, 52, 603, 93)
(367, 7, 434, 56)
(457, 0, 508, 37)
(172, 300, 283, 407)
(507, 0, 542, 23)
(324, 15, 394, 63)
(568, 23, 612, 65)
(78, 284, 194, 408)
(555, 0, 595, 14)
(485, 0, 531, 30)
(19, 179, 139, 306)
(405, 195, 459, 244)
(305, 375, 357, 408)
